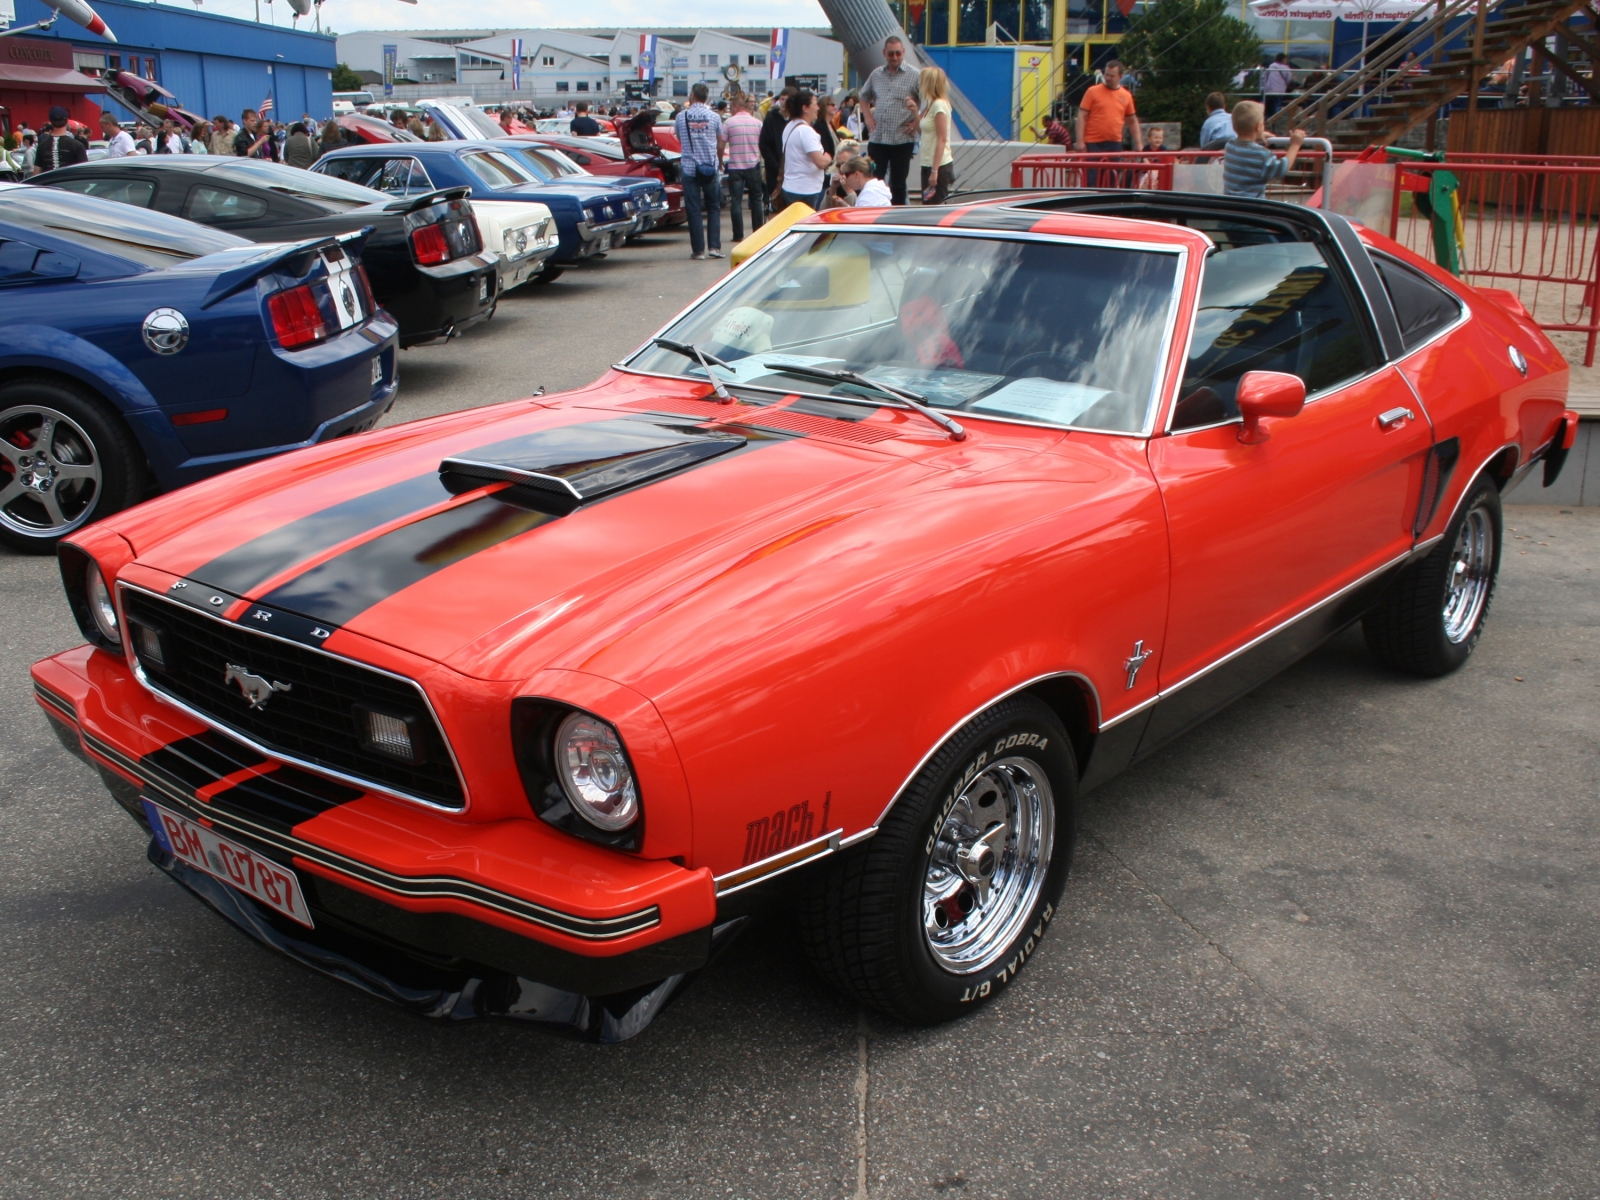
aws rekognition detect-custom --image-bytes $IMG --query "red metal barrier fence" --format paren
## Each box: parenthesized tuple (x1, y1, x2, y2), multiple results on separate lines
(1008, 150, 1600, 367)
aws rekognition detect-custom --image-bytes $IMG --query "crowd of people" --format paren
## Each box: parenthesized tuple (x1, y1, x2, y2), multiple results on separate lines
(3, 104, 349, 175)
(655, 35, 963, 260)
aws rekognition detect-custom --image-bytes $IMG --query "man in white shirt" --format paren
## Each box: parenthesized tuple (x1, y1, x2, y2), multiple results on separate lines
(101, 111, 135, 158)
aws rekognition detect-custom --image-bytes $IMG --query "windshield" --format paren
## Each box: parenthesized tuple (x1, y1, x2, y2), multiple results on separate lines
(524, 145, 587, 176)
(505, 147, 557, 182)
(7, 186, 246, 268)
(207, 161, 386, 207)
(460, 151, 538, 191)
(445, 106, 505, 139)
(626, 230, 1181, 434)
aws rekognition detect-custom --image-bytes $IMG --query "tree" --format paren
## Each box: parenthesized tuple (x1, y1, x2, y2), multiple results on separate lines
(331, 63, 365, 92)
(1118, 0, 1261, 144)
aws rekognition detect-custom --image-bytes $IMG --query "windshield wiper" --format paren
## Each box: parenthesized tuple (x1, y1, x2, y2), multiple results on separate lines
(652, 337, 734, 403)
(760, 362, 966, 441)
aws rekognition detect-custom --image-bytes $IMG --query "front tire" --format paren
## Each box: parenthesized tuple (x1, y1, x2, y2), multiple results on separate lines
(532, 267, 565, 285)
(1364, 476, 1502, 676)
(800, 696, 1076, 1024)
(0, 379, 146, 554)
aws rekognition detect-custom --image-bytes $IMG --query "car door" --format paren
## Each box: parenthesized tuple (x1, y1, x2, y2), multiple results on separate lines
(1141, 235, 1433, 750)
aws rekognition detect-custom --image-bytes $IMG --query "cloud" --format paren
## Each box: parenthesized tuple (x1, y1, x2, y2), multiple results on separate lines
(191, 0, 830, 33)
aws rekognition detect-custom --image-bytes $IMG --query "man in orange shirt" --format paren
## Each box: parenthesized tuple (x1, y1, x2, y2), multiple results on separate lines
(1074, 60, 1141, 185)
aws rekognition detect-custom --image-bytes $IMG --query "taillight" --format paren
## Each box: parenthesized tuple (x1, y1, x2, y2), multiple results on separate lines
(268, 284, 327, 350)
(411, 223, 450, 265)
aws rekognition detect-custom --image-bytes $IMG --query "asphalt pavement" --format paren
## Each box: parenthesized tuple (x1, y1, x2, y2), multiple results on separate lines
(2, 221, 1597, 1199)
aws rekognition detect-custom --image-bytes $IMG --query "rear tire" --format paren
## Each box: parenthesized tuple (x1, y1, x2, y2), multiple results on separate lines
(799, 696, 1076, 1024)
(1363, 477, 1502, 676)
(0, 378, 146, 554)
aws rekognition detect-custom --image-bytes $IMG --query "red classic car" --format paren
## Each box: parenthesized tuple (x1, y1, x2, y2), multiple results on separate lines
(34, 193, 1578, 1041)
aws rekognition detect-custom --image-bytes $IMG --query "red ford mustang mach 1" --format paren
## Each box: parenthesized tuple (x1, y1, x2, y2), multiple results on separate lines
(33, 193, 1578, 1041)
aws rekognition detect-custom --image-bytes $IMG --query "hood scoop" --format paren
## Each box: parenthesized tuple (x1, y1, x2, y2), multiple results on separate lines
(440, 418, 746, 515)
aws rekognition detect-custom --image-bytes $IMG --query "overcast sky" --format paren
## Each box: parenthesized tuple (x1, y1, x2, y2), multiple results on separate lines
(183, 0, 831, 35)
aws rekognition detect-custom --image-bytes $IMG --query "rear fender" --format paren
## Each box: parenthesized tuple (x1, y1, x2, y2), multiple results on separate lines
(0, 324, 190, 487)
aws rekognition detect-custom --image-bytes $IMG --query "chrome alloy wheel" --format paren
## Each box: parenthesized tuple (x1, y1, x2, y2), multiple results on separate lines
(0, 405, 103, 539)
(1442, 501, 1495, 644)
(923, 757, 1055, 974)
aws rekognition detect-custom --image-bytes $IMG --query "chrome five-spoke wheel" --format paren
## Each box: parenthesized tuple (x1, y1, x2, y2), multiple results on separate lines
(924, 757, 1055, 974)
(0, 404, 104, 540)
(1442, 501, 1494, 644)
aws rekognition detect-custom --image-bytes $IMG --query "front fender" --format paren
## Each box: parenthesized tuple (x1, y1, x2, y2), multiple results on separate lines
(0, 324, 191, 489)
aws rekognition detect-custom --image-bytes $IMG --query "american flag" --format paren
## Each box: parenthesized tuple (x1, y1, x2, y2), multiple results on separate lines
(259, 94, 274, 115)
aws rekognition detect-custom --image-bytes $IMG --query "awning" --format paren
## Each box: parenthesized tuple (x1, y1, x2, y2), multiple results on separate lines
(0, 64, 107, 93)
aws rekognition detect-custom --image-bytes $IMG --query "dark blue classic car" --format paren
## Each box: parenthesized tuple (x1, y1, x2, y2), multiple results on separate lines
(498, 141, 670, 234)
(314, 142, 636, 268)
(0, 184, 398, 552)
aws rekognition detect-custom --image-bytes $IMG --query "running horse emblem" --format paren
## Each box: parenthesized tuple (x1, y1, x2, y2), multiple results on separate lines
(223, 663, 292, 710)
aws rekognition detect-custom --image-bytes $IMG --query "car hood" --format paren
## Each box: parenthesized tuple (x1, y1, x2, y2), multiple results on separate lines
(116, 375, 1079, 687)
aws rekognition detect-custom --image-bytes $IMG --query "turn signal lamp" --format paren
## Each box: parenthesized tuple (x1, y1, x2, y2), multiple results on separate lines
(354, 705, 428, 765)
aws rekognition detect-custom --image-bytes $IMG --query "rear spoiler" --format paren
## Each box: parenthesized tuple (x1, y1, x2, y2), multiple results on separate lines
(383, 186, 473, 214)
(199, 226, 375, 310)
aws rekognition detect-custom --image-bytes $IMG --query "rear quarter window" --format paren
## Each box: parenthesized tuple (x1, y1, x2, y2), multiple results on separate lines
(184, 186, 269, 224)
(1373, 252, 1464, 352)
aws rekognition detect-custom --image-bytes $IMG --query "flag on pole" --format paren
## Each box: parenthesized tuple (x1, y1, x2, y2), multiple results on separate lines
(259, 94, 274, 114)
(510, 37, 522, 90)
(638, 33, 657, 86)
(769, 29, 789, 83)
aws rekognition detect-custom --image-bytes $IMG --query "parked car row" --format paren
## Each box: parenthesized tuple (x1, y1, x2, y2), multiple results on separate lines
(4, 136, 688, 551)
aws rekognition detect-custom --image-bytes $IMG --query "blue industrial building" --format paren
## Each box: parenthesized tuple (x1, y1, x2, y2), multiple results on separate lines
(4, 0, 334, 126)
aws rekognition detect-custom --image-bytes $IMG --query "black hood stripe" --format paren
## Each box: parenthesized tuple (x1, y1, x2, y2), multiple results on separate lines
(186, 418, 792, 632)
(189, 474, 453, 598)
(257, 496, 557, 627)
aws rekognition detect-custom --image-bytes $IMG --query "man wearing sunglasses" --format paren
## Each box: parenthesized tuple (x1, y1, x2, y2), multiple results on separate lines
(860, 36, 920, 205)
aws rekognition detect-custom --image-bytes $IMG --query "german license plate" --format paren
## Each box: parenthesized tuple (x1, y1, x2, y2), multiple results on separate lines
(144, 799, 314, 928)
(479, 274, 489, 302)
(371, 354, 383, 387)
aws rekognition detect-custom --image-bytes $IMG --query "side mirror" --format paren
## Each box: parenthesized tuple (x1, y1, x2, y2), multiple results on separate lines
(1236, 370, 1306, 444)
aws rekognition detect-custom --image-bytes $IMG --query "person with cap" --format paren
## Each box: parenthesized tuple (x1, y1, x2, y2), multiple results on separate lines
(34, 108, 88, 174)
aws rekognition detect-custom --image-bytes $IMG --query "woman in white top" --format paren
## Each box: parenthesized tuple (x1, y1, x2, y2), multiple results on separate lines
(917, 66, 955, 205)
(840, 156, 893, 207)
(779, 89, 832, 211)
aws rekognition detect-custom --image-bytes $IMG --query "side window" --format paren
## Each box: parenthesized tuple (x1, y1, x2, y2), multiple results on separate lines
(1174, 241, 1377, 431)
(48, 177, 157, 208)
(1373, 253, 1463, 352)
(184, 186, 268, 224)
(315, 157, 382, 188)
(375, 157, 428, 194)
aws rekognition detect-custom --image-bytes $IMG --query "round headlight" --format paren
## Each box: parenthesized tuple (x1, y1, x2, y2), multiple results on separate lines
(84, 565, 119, 644)
(555, 711, 639, 831)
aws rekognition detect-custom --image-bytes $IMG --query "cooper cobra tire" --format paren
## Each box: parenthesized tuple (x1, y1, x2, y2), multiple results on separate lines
(800, 696, 1076, 1024)
(1363, 476, 1502, 677)
(0, 378, 146, 555)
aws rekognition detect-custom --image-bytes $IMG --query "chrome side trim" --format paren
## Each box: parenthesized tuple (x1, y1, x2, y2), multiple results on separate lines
(1101, 543, 1417, 730)
(117, 582, 472, 815)
(872, 670, 1104, 830)
(32, 681, 76, 722)
(715, 829, 842, 896)
(76, 725, 659, 940)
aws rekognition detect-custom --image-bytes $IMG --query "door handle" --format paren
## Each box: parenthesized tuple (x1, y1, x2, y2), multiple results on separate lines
(1378, 406, 1415, 429)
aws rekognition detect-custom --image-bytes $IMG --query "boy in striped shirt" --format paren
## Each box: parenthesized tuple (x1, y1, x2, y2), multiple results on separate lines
(1223, 101, 1306, 199)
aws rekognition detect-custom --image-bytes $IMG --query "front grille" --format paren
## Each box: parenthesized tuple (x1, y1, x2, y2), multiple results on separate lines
(121, 587, 465, 809)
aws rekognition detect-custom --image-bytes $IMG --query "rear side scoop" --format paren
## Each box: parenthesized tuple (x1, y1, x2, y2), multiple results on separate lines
(440, 418, 746, 515)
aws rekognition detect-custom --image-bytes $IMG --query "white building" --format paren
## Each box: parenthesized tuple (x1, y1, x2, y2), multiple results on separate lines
(335, 26, 845, 105)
